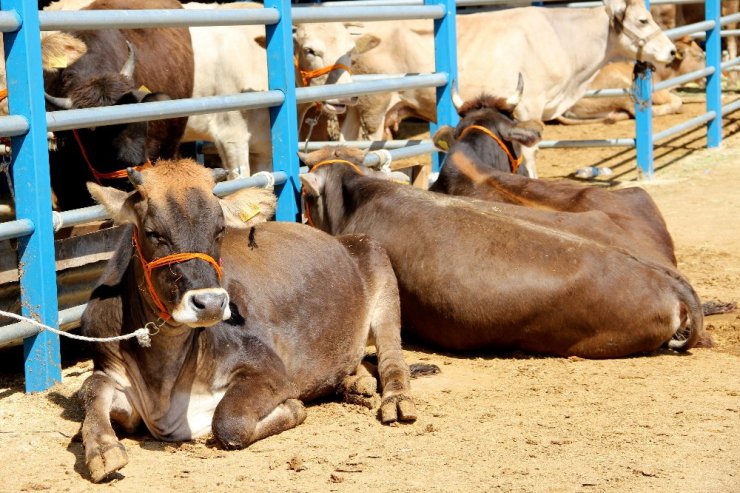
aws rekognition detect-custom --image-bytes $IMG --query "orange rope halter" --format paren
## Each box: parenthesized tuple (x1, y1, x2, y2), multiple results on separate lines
(132, 227, 223, 321)
(294, 56, 352, 87)
(302, 159, 364, 227)
(0, 88, 8, 102)
(458, 124, 523, 175)
(72, 129, 152, 183)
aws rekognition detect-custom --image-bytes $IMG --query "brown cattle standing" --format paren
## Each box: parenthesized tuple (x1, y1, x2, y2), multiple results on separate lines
(79, 160, 415, 482)
(299, 146, 703, 358)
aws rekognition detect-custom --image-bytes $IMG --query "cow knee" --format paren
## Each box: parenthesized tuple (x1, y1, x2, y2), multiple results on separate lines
(212, 410, 258, 450)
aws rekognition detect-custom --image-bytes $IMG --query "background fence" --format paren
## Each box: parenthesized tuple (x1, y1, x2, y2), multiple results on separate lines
(0, 0, 735, 392)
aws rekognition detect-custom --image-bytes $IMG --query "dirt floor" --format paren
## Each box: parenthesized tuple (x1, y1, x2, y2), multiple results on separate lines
(1, 95, 739, 492)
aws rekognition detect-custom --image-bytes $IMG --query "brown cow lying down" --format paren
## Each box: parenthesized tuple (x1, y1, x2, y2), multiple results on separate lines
(80, 160, 415, 482)
(299, 147, 703, 359)
(430, 93, 677, 269)
(557, 37, 706, 124)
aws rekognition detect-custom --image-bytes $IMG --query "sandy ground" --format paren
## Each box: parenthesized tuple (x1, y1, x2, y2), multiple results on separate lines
(1, 96, 739, 492)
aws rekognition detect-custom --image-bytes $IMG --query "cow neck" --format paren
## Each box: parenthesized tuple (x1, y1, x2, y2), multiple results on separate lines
(457, 124, 522, 174)
(550, 7, 614, 90)
(131, 226, 223, 322)
(304, 159, 364, 231)
(72, 129, 152, 184)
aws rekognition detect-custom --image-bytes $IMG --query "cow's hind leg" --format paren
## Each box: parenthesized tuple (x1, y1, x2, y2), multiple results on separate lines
(340, 360, 379, 409)
(213, 364, 304, 450)
(78, 371, 139, 483)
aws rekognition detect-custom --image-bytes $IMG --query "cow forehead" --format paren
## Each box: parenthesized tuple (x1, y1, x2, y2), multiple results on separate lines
(139, 160, 217, 212)
(295, 23, 355, 55)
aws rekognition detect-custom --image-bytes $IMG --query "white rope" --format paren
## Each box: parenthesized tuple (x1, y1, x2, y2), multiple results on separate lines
(0, 309, 160, 347)
(52, 211, 63, 232)
(368, 149, 393, 174)
(251, 171, 275, 189)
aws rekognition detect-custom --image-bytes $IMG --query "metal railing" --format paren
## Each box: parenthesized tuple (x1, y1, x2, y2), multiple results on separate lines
(0, 0, 459, 392)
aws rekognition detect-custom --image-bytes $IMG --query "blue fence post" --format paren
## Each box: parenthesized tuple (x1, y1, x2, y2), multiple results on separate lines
(265, 0, 300, 222)
(2, 0, 62, 392)
(634, 0, 654, 180)
(705, 0, 722, 148)
(427, 0, 459, 173)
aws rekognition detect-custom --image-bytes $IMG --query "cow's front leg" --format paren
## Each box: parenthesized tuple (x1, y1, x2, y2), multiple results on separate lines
(213, 367, 305, 450)
(78, 371, 138, 483)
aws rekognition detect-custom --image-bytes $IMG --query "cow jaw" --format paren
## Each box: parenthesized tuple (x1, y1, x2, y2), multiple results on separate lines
(171, 288, 231, 328)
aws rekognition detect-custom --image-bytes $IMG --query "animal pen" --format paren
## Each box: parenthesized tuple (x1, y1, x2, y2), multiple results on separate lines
(0, 0, 737, 392)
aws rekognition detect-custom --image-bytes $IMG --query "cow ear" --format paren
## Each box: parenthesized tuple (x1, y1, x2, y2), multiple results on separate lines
(432, 126, 456, 153)
(87, 182, 136, 224)
(40, 32, 87, 72)
(219, 187, 276, 229)
(141, 92, 171, 104)
(502, 120, 544, 147)
(254, 35, 267, 50)
(353, 34, 381, 55)
(299, 173, 325, 198)
(603, 0, 627, 21)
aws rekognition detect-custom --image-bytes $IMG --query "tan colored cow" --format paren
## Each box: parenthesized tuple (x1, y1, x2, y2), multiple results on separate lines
(558, 37, 706, 124)
(343, 0, 676, 177)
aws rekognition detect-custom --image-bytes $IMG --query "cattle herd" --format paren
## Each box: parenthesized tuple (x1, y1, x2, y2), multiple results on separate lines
(0, 0, 731, 484)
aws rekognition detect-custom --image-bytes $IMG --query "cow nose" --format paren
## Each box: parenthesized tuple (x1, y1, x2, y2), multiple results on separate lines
(189, 291, 228, 314)
(670, 48, 677, 59)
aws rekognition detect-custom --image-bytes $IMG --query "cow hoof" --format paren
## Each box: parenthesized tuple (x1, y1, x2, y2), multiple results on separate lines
(87, 442, 128, 483)
(380, 394, 417, 424)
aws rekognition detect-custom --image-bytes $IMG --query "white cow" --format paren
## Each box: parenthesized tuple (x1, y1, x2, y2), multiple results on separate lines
(343, 0, 676, 177)
(182, 2, 379, 177)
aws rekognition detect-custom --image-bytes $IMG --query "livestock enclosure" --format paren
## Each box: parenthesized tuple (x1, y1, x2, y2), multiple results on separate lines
(0, 0, 738, 490)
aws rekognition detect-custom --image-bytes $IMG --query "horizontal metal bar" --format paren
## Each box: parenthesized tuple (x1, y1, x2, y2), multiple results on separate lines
(653, 110, 716, 142)
(0, 115, 29, 138)
(296, 73, 447, 105)
(691, 29, 740, 40)
(303, 139, 432, 151)
(0, 218, 34, 241)
(352, 73, 410, 82)
(0, 304, 87, 345)
(653, 66, 714, 92)
(539, 138, 636, 149)
(38, 8, 280, 31)
(722, 56, 740, 71)
(362, 142, 437, 166)
(721, 97, 740, 116)
(665, 20, 715, 40)
(213, 171, 287, 197)
(720, 13, 740, 28)
(46, 91, 285, 132)
(584, 88, 630, 99)
(292, 5, 445, 22)
(0, 10, 20, 32)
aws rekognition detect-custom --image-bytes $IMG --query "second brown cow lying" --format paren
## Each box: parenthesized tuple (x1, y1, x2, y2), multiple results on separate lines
(299, 147, 703, 359)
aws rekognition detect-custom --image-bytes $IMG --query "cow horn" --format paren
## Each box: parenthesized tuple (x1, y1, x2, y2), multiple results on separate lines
(120, 41, 136, 79)
(44, 92, 73, 110)
(451, 86, 464, 112)
(127, 167, 144, 187)
(505, 73, 524, 109)
(211, 168, 229, 183)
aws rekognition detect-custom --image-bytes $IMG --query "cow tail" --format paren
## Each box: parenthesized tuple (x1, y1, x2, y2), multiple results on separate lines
(667, 276, 705, 352)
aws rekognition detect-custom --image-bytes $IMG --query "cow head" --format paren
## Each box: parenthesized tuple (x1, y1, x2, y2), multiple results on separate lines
(434, 79, 543, 176)
(604, 0, 676, 64)
(88, 159, 276, 328)
(658, 36, 705, 84)
(255, 23, 380, 114)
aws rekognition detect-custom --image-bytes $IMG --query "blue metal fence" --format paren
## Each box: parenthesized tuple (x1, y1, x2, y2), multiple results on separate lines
(0, 0, 738, 391)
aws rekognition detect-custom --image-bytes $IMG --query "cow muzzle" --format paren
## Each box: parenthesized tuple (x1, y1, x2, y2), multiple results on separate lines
(323, 97, 359, 114)
(172, 288, 231, 328)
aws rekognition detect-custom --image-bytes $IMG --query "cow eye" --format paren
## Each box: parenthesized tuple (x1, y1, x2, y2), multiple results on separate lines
(303, 47, 317, 57)
(145, 230, 167, 245)
(639, 18, 649, 25)
(215, 227, 226, 241)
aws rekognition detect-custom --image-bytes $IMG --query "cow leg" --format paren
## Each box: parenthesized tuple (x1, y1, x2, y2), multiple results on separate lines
(651, 92, 683, 117)
(212, 366, 304, 450)
(209, 111, 251, 178)
(78, 371, 139, 483)
(340, 360, 379, 409)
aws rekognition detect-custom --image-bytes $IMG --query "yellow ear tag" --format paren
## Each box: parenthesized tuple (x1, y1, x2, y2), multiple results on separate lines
(436, 140, 449, 151)
(138, 85, 151, 94)
(49, 53, 68, 69)
(239, 204, 261, 223)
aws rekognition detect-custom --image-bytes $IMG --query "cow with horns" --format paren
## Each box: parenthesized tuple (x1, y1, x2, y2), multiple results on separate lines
(42, 0, 193, 211)
(299, 146, 703, 358)
(79, 160, 416, 482)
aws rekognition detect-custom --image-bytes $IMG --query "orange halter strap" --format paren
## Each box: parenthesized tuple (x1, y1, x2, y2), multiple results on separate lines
(0, 88, 8, 102)
(132, 227, 223, 321)
(72, 128, 152, 184)
(293, 56, 352, 87)
(457, 124, 523, 175)
(302, 159, 364, 227)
